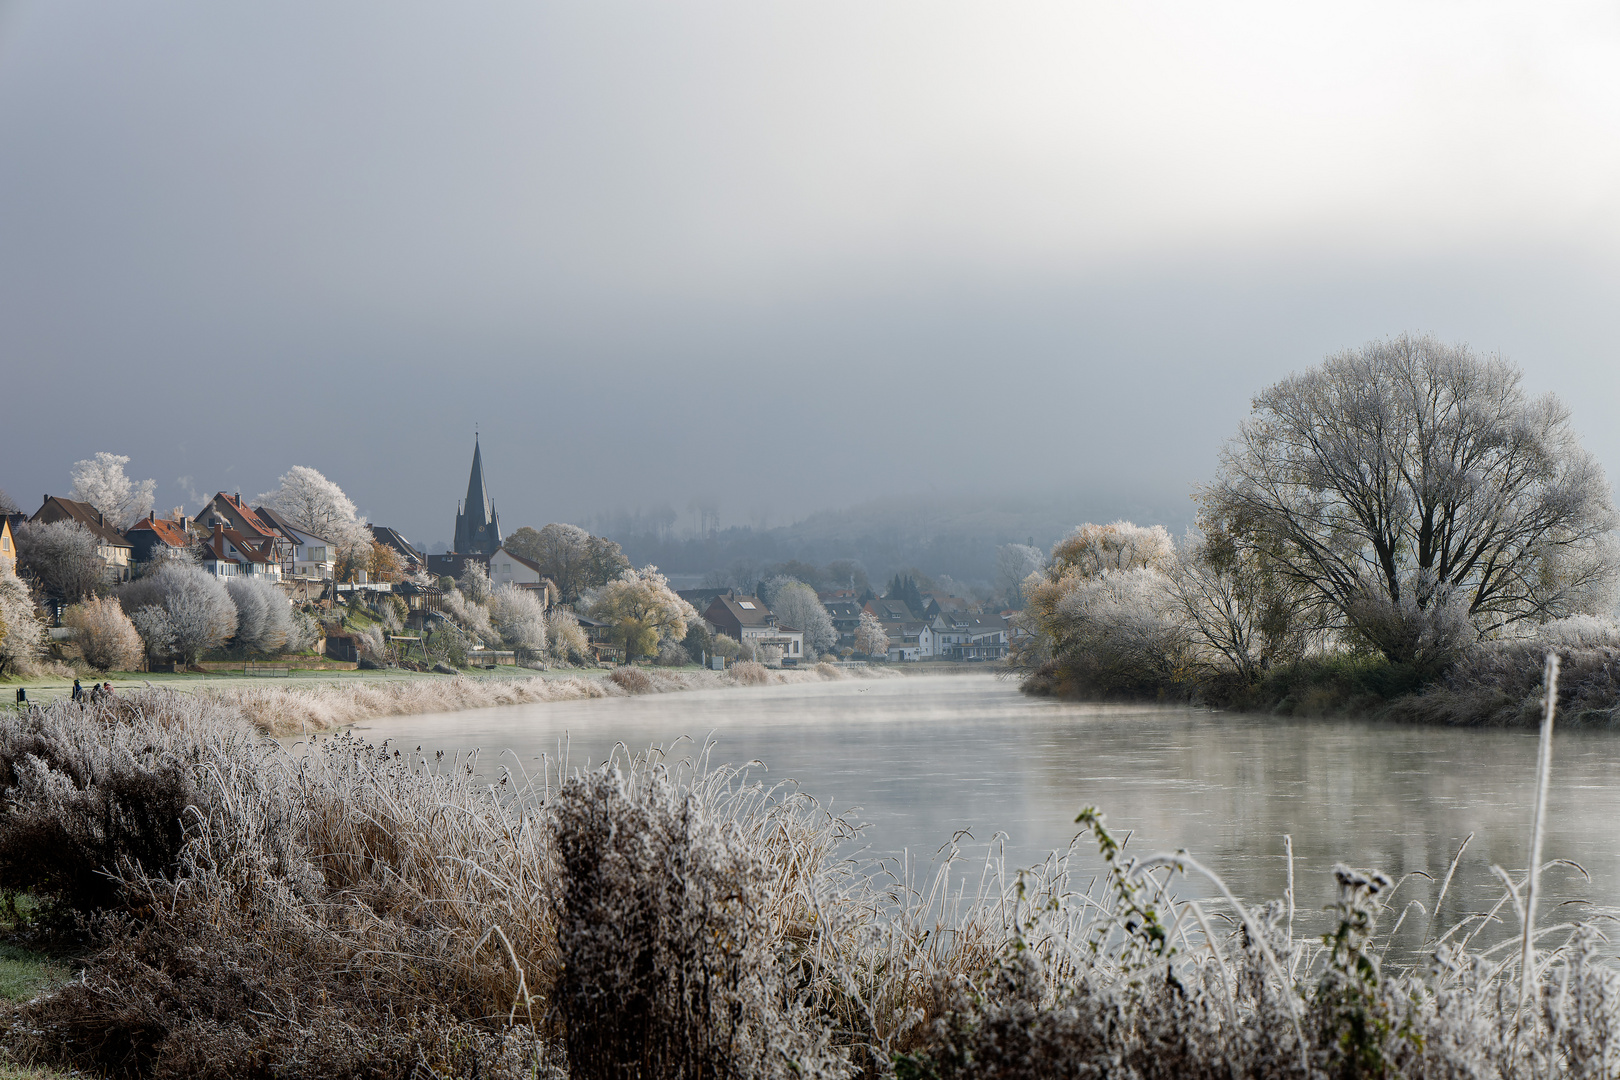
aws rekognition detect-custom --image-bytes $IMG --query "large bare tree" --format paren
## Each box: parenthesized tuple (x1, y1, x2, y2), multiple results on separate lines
(1207, 334, 1618, 665)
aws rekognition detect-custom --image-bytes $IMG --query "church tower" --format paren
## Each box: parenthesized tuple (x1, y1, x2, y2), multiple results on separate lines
(452, 435, 502, 555)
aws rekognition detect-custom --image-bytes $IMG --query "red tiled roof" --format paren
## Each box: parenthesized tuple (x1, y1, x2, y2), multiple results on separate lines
(127, 515, 190, 547)
(210, 493, 275, 539)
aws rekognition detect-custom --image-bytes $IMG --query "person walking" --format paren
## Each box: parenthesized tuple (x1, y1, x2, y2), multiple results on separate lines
(72, 679, 83, 703)
(14, 687, 26, 705)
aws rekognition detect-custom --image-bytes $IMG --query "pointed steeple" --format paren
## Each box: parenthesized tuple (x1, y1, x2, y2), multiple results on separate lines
(453, 434, 503, 555)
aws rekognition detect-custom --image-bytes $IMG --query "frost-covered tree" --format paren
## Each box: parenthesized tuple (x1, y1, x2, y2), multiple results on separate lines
(1028, 568, 1193, 697)
(506, 523, 631, 603)
(767, 580, 837, 655)
(15, 520, 104, 603)
(64, 597, 144, 671)
(546, 608, 589, 664)
(489, 583, 547, 660)
(0, 569, 44, 676)
(119, 563, 237, 665)
(257, 466, 371, 562)
(224, 576, 293, 653)
(854, 611, 889, 658)
(69, 451, 155, 529)
(994, 543, 1047, 609)
(286, 608, 320, 653)
(1208, 334, 1620, 665)
(441, 588, 498, 645)
(583, 565, 695, 664)
(457, 560, 493, 605)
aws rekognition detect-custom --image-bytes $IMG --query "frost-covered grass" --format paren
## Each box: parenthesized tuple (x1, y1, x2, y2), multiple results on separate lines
(2, 662, 880, 732)
(0, 665, 1614, 1078)
(212, 661, 874, 736)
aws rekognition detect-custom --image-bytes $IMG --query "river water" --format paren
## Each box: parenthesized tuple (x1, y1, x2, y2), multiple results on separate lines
(355, 672, 1620, 947)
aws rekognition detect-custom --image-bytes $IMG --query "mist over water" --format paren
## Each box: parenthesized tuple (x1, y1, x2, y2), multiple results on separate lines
(356, 673, 1620, 949)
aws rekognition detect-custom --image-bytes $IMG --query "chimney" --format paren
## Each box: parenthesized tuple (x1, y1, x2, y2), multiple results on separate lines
(149, 511, 156, 522)
(213, 522, 224, 543)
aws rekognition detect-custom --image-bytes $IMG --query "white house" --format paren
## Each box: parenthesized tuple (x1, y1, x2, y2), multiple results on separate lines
(197, 523, 281, 580)
(926, 613, 1009, 660)
(487, 546, 556, 602)
(255, 506, 335, 580)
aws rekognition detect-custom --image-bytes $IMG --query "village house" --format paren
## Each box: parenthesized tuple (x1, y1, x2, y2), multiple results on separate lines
(125, 511, 194, 564)
(925, 611, 1010, 660)
(0, 516, 15, 576)
(370, 525, 424, 573)
(254, 506, 335, 580)
(197, 493, 280, 548)
(487, 545, 556, 602)
(196, 522, 281, 580)
(30, 495, 135, 583)
(702, 591, 807, 663)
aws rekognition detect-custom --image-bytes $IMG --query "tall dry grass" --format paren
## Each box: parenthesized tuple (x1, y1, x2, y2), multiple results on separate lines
(1, 653, 1614, 1078)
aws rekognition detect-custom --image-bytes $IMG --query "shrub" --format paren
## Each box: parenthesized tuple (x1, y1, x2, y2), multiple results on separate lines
(0, 694, 261, 916)
(608, 667, 653, 693)
(548, 764, 850, 1080)
(119, 563, 237, 665)
(63, 597, 144, 671)
(225, 575, 293, 653)
(654, 638, 692, 666)
(489, 583, 547, 660)
(546, 608, 588, 665)
(730, 660, 770, 685)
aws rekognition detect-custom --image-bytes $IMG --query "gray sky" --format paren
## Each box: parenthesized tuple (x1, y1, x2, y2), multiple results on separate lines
(3, 1, 1619, 549)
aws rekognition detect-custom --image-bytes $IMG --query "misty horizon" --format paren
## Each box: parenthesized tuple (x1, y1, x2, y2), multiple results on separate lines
(5, 3, 1620, 560)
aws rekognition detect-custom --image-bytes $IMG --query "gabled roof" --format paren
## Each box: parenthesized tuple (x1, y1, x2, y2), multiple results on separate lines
(200, 527, 274, 565)
(31, 495, 132, 549)
(207, 493, 276, 539)
(371, 525, 423, 561)
(126, 514, 190, 548)
(254, 505, 331, 545)
(493, 546, 545, 575)
(865, 598, 920, 623)
(705, 592, 776, 628)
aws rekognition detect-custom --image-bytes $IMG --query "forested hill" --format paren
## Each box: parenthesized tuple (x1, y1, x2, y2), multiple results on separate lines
(593, 494, 1193, 584)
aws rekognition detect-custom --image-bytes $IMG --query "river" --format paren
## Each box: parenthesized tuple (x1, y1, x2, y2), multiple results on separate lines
(355, 671, 1620, 949)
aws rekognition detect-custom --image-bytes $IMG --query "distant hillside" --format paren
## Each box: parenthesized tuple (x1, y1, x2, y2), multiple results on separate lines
(594, 492, 1194, 583)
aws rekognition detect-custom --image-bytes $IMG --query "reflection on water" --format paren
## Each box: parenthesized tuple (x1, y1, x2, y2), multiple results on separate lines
(355, 673, 1620, 946)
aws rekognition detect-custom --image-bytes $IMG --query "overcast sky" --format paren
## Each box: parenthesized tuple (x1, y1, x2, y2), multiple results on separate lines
(3, 1, 1619, 549)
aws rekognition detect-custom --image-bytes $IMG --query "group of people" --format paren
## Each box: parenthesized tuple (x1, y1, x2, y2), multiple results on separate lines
(71, 679, 116, 704)
(10, 681, 123, 708)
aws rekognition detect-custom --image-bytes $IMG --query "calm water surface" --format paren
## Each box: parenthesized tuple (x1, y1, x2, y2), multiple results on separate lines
(356, 673, 1620, 943)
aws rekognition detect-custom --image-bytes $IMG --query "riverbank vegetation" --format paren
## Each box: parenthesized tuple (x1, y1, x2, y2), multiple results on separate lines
(1014, 335, 1620, 726)
(0, 685, 1613, 1078)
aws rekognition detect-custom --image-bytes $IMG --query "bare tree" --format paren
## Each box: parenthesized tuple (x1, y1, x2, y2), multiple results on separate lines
(1208, 334, 1619, 665)
(507, 523, 630, 603)
(767, 580, 837, 656)
(119, 563, 237, 666)
(64, 597, 144, 671)
(225, 576, 293, 653)
(994, 543, 1046, 609)
(0, 489, 19, 515)
(70, 452, 155, 529)
(15, 520, 104, 603)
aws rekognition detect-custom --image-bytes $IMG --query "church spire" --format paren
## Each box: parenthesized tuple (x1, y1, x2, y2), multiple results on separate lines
(452, 434, 503, 555)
